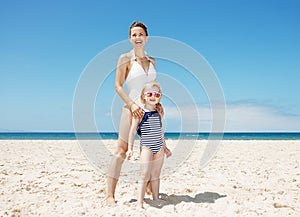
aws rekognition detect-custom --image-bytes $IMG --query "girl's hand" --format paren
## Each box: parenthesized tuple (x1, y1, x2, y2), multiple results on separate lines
(126, 149, 133, 160)
(164, 146, 172, 158)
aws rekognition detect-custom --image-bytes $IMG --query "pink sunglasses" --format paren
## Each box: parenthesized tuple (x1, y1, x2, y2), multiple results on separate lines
(144, 91, 161, 98)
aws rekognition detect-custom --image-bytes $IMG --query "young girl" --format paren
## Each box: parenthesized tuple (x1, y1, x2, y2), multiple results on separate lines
(127, 81, 168, 208)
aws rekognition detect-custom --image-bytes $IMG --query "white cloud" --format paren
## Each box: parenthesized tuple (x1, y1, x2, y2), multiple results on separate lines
(163, 105, 214, 132)
(163, 102, 300, 132)
(225, 103, 300, 132)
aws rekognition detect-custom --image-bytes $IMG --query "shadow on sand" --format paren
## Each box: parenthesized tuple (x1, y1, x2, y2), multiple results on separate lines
(144, 192, 227, 209)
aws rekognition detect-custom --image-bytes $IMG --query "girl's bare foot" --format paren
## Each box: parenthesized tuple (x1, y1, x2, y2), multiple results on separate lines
(137, 201, 144, 209)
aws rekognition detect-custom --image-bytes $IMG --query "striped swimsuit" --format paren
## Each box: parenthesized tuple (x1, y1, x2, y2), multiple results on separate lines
(137, 110, 163, 154)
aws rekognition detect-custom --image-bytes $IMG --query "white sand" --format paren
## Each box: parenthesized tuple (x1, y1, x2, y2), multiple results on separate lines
(0, 140, 299, 216)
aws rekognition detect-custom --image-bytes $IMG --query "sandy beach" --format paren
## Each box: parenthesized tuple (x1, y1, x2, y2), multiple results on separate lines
(0, 139, 299, 216)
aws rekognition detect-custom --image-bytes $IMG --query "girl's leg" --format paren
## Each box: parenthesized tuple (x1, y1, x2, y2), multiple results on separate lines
(138, 147, 153, 208)
(145, 181, 152, 195)
(150, 147, 165, 200)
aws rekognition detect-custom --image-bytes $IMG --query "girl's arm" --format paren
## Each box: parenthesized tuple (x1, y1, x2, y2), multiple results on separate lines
(126, 117, 140, 160)
(161, 128, 172, 158)
(158, 110, 171, 158)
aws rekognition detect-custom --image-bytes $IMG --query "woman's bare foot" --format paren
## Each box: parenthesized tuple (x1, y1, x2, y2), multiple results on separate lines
(105, 196, 116, 206)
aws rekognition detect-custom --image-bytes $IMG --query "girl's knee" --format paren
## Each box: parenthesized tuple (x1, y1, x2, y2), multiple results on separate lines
(150, 164, 162, 178)
(140, 171, 150, 181)
(151, 170, 161, 179)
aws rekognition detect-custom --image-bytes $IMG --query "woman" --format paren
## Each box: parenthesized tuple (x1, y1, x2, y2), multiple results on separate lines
(106, 21, 170, 205)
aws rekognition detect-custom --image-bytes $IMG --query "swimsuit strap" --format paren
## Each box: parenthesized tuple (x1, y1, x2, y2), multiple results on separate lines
(137, 110, 159, 136)
(130, 50, 136, 65)
(131, 49, 151, 63)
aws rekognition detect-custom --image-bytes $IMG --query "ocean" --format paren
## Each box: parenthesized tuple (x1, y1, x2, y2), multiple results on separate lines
(0, 132, 300, 140)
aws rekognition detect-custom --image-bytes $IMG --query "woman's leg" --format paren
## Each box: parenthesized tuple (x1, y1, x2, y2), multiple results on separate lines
(106, 107, 130, 205)
(106, 139, 128, 205)
(138, 147, 153, 208)
(150, 147, 165, 200)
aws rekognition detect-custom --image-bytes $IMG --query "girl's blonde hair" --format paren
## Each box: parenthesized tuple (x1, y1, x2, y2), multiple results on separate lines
(140, 81, 162, 104)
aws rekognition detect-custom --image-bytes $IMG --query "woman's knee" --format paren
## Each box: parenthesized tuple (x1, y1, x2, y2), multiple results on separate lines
(114, 148, 126, 159)
(114, 141, 128, 159)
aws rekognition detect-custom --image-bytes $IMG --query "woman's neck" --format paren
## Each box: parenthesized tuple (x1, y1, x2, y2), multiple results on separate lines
(134, 48, 146, 58)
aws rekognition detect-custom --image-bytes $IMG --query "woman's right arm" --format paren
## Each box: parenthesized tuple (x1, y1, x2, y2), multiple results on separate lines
(115, 54, 133, 107)
(115, 54, 143, 118)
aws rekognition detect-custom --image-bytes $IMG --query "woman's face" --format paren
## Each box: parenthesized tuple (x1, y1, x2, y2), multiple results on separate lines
(129, 27, 148, 48)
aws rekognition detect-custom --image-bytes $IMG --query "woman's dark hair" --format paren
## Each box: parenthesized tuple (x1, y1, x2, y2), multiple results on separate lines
(129, 21, 148, 36)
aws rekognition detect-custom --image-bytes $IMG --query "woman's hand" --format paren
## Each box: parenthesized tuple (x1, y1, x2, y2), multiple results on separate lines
(130, 103, 144, 119)
(156, 102, 164, 117)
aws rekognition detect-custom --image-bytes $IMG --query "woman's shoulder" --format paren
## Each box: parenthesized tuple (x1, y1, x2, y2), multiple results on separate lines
(147, 55, 156, 67)
(119, 51, 133, 61)
(118, 52, 133, 68)
(146, 55, 155, 61)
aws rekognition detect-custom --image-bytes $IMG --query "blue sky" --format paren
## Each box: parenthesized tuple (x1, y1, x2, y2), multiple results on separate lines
(1, 0, 300, 132)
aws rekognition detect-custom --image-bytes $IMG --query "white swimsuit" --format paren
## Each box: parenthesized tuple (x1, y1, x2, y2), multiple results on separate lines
(126, 50, 156, 107)
(118, 50, 156, 142)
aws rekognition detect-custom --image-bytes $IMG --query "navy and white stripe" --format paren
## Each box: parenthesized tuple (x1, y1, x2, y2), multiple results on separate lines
(139, 111, 163, 154)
